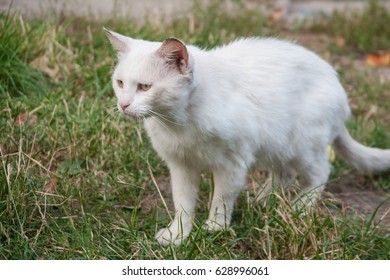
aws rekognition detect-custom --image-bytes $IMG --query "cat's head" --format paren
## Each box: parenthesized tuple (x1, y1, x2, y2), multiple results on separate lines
(105, 28, 193, 121)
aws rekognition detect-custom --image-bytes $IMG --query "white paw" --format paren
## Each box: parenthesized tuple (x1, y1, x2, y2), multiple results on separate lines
(204, 219, 226, 232)
(294, 190, 321, 208)
(155, 227, 185, 246)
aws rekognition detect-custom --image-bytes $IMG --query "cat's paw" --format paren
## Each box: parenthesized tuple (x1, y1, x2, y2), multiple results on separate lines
(293, 189, 322, 209)
(155, 227, 185, 246)
(203, 219, 226, 232)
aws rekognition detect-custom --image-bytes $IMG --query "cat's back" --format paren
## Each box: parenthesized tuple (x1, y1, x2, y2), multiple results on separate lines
(209, 37, 335, 76)
(212, 37, 312, 59)
(190, 37, 349, 139)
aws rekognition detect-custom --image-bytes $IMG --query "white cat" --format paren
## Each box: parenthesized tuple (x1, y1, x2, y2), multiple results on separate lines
(105, 28, 390, 246)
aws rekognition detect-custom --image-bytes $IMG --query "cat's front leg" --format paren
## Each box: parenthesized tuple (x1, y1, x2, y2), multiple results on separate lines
(205, 166, 247, 231)
(155, 162, 200, 246)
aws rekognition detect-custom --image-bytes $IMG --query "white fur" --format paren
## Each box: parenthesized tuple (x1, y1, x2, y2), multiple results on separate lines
(106, 31, 390, 246)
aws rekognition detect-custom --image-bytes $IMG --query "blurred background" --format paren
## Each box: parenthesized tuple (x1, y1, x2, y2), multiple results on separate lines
(1, 0, 390, 23)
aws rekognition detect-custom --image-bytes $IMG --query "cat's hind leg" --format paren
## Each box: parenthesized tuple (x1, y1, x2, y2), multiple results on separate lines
(256, 166, 297, 201)
(294, 149, 331, 206)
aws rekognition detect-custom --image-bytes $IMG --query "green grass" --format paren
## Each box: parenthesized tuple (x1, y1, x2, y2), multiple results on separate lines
(1, 2, 390, 260)
(310, 0, 390, 53)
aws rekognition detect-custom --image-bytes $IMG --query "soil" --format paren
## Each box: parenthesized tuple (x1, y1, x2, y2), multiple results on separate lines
(326, 175, 390, 229)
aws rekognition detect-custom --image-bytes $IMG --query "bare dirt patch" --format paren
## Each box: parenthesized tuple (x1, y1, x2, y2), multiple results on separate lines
(326, 175, 390, 229)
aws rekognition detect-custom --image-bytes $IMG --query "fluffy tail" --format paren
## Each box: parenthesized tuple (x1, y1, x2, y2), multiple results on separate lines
(333, 126, 390, 173)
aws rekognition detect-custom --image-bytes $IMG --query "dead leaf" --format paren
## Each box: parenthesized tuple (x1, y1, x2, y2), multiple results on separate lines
(15, 113, 28, 126)
(364, 104, 378, 121)
(30, 54, 59, 79)
(42, 67, 59, 79)
(366, 51, 390, 67)
(30, 55, 49, 69)
(15, 113, 37, 126)
(335, 36, 346, 48)
(95, 56, 112, 68)
(327, 146, 336, 162)
(269, 8, 285, 23)
(28, 114, 37, 126)
(44, 178, 58, 193)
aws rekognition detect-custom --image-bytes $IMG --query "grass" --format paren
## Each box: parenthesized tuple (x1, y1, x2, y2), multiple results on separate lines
(1, 1, 390, 259)
(310, 0, 390, 53)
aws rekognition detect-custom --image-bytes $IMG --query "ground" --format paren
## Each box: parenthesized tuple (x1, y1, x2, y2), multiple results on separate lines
(1, 0, 390, 259)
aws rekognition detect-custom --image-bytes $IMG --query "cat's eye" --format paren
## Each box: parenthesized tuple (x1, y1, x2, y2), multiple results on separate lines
(117, 79, 124, 88)
(138, 83, 152, 92)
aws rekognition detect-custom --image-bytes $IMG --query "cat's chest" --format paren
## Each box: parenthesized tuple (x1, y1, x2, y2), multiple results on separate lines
(144, 119, 228, 167)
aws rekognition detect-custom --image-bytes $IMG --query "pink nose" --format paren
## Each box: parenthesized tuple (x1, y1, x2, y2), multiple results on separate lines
(119, 102, 130, 111)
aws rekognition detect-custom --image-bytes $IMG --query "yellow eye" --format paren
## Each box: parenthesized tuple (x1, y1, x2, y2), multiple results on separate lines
(117, 79, 124, 88)
(138, 83, 152, 91)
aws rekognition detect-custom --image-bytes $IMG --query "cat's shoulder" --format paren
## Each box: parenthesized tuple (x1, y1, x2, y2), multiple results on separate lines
(216, 37, 306, 52)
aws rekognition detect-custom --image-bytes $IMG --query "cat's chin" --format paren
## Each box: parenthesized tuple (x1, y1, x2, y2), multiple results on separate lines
(122, 111, 150, 120)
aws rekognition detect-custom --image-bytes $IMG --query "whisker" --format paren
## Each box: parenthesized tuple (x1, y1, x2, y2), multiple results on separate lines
(147, 112, 180, 140)
(148, 110, 187, 127)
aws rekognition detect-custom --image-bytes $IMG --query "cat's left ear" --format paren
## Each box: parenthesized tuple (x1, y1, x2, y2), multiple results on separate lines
(104, 27, 131, 57)
(157, 38, 189, 74)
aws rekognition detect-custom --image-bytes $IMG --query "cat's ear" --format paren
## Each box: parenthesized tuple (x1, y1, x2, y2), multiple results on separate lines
(157, 38, 189, 74)
(104, 27, 130, 56)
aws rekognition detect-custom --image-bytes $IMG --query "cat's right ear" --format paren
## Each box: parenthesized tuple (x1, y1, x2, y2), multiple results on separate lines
(104, 27, 130, 57)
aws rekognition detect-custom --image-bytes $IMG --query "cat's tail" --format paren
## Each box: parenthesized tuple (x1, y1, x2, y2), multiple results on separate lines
(333, 126, 390, 173)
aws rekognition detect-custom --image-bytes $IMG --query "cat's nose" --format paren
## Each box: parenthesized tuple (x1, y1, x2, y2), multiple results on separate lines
(119, 102, 130, 111)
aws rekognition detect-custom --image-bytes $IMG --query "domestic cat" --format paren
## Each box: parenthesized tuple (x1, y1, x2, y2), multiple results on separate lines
(105, 28, 390, 246)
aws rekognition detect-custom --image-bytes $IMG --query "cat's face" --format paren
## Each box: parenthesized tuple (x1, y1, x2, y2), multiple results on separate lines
(105, 29, 192, 120)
